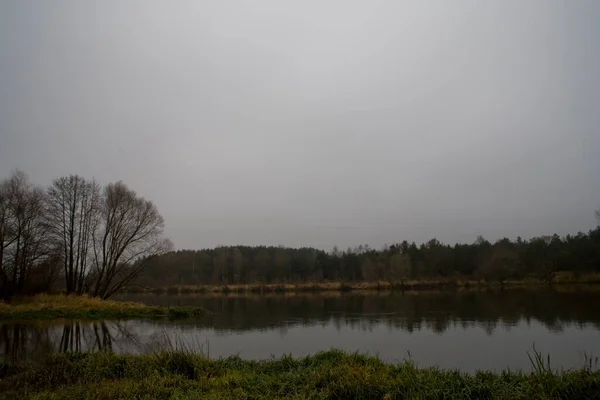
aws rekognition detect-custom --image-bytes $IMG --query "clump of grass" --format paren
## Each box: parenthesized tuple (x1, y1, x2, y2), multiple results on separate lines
(1, 349, 599, 399)
(582, 352, 599, 373)
(166, 306, 204, 319)
(0, 294, 206, 320)
(527, 345, 553, 374)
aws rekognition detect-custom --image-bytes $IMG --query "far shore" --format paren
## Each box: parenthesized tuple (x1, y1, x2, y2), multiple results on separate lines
(125, 272, 600, 295)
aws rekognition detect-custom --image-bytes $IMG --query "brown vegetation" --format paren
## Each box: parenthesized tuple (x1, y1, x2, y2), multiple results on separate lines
(0, 294, 205, 320)
(123, 272, 600, 294)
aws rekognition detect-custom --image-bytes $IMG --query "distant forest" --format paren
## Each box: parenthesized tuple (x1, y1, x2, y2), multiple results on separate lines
(1, 169, 599, 299)
(136, 226, 600, 288)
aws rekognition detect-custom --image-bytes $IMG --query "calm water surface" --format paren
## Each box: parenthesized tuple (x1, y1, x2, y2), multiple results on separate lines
(2, 288, 600, 372)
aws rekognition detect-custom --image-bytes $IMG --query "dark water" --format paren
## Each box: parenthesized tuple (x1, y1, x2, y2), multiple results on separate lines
(2, 288, 600, 372)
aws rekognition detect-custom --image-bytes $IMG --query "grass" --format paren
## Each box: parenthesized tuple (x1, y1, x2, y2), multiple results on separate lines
(130, 273, 600, 295)
(1, 350, 599, 399)
(0, 294, 206, 320)
(141, 281, 462, 295)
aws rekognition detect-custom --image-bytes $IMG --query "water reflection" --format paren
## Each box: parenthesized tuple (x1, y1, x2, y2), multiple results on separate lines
(2, 288, 600, 371)
(0, 321, 147, 362)
(122, 288, 600, 334)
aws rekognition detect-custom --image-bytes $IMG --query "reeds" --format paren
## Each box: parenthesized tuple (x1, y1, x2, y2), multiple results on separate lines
(124, 273, 600, 296)
(136, 276, 600, 296)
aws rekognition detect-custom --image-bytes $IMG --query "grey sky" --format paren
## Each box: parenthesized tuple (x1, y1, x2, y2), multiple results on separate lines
(1, 1, 599, 250)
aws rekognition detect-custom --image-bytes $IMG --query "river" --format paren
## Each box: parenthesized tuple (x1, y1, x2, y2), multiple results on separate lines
(2, 287, 600, 372)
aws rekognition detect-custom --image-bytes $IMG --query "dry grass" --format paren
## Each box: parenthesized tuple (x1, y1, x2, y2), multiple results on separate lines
(0, 294, 205, 320)
(125, 272, 600, 295)
(136, 279, 496, 295)
(554, 271, 600, 284)
(3, 294, 148, 311)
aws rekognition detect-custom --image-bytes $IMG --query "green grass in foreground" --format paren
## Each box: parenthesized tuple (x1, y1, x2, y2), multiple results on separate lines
(1, 350, 599, 399)
(0, 294, 205, 320)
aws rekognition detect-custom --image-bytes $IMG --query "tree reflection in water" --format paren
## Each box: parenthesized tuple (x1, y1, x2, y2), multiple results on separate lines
(134, 288, 600, 334)
(2, 288, 600, 363)
(0, 321, 146, 362)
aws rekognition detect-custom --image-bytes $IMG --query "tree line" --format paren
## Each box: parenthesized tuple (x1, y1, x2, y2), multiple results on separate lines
(1, 169, 599, 297)
(0, 170, 171, 300)
(137, 223, 600, 288)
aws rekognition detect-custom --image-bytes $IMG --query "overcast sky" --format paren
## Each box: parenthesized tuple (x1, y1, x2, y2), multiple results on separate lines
(1, 1, 599, 250)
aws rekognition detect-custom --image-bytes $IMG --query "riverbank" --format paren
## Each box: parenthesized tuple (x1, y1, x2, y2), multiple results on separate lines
(129, 272, 600, 295)
(0, 294, 205, 320)
(1, 350, 598, 399)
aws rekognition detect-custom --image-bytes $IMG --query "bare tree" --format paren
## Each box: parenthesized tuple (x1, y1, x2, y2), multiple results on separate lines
(0, 171, 50, 299)
(0, 179, 15, 297)
(387, 253, 412, 286)
(90, 182, 172, 299)
(212, 248, 228, 284)
(360, 256, 376, 281)
(477, 245, 519, 285)
(231, 247, 244, 284)
(46, 175, 101, 294)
